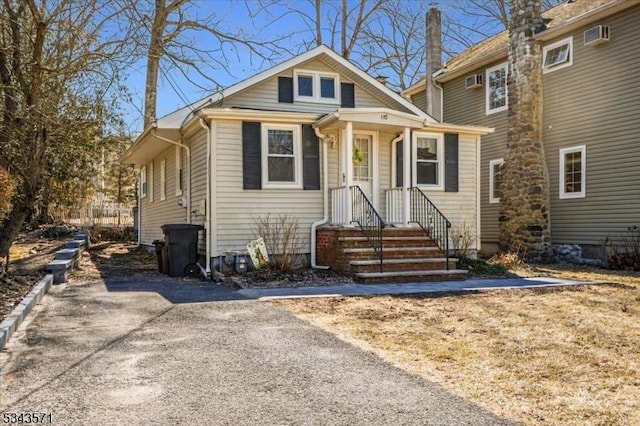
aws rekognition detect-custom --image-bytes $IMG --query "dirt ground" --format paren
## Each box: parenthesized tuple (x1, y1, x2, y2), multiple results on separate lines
(0, 236, 65, 324)
(272, 266, 640, 426)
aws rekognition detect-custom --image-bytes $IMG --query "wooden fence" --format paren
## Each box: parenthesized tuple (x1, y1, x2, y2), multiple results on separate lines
(50, 202, 134, 228)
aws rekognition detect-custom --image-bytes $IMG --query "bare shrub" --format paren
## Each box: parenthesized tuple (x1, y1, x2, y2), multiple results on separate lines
(253, 214, 304, 272)
(450, 222, 477, 263)
(604, 226, 640, 271)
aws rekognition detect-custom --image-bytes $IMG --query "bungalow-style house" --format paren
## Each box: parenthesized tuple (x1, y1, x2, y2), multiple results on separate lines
(404, 0, 640, 263)
(122, 45, 492, 282)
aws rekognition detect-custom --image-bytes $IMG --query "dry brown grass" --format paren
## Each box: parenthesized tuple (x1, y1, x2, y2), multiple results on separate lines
(271, 265, 640, 425)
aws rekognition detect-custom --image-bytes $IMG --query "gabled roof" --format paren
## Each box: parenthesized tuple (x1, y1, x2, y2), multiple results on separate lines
(159, 45, 434, 130)
(403, 0, 638, 90)
(123, 45, 437, 164)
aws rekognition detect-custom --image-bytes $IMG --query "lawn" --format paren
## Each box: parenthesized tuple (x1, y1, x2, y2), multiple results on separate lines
(271, 265, 640, 425)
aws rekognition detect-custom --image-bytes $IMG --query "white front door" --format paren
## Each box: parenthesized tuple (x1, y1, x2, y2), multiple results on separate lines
(352, 133, 375, 205)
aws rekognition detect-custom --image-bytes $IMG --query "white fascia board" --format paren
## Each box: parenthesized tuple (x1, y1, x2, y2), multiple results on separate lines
(423, 121, 495, 136)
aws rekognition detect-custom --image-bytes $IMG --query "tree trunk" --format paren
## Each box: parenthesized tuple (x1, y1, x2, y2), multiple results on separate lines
(144, 0, 167, 129)
(498, 0, 551, 261)
(315, 0, 322, 46)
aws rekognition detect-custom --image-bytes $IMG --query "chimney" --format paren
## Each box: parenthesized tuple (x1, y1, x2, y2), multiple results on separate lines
(426, 3, 442, 120)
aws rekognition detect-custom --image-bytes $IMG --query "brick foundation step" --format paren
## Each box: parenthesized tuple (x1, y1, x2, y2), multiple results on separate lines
(349, 257, 458, 273)
(337, 236, 437, 249)
(355, 269, 468, 284)
(343, 246, 442, 260)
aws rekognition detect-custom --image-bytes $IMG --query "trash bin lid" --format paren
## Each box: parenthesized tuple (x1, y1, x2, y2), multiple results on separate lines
(161, 224, 204, 232)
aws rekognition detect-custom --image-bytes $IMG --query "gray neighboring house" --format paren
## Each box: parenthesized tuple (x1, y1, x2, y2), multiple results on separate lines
(122, 45, 492, 281)
(404, 0, 640, 262)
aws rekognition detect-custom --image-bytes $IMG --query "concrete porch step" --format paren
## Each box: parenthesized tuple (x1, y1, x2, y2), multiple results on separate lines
(355, 269, 468, 284)
(349, 257, 458, 273)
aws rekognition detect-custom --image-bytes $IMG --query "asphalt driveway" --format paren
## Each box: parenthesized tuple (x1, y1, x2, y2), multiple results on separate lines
(0, 277, 514, 425)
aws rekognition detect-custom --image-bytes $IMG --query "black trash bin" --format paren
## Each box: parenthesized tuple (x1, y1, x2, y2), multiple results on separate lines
(152, 240, 166, 273)
(161, 224, 203, 277)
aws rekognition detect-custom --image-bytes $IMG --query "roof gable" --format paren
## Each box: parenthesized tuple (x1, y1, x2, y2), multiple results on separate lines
(158, 45, 435, 130)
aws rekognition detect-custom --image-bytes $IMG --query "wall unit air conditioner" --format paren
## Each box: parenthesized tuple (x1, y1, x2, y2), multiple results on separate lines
(464, 74, 483, 89)
(584, 25, 609, 46)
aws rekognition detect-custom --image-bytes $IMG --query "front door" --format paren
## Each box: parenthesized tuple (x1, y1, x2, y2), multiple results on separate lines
(353, 134, 374, 204)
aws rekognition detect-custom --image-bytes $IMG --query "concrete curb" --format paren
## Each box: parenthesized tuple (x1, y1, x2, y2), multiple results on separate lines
(0, 274, 53, 351)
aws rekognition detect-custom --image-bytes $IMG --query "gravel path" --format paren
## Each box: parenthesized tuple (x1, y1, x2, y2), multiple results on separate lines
(0, 276, 515, 425)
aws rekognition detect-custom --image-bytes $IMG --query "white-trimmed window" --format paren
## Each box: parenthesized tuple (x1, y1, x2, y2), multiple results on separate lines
(412, 132, 444, 189)
(140, 165, 147, 198)
(293, 69, 340, 103)
(543, 36, 573, 73)
(160, 159, 166, 200)
(261, 124, 302, 188)
(175, 146, 183, 196)
(559, 145, 586, 199)
(489, 158, 504, 204)
(486, 62, 508, 115)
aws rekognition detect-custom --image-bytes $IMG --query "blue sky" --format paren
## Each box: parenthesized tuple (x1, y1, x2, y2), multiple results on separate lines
(123, 0, 495, 134)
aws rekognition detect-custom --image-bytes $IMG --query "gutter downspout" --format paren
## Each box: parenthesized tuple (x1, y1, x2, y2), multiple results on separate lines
(310, 127, 330, 269)
(197, 118, 212, 278)
(151, 130, 191, 224)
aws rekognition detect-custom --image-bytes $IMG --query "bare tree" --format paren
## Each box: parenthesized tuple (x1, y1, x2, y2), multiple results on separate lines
(442, 0, 563, 55)
(0, 0, 133, 272)
(126, 0, 285, 128)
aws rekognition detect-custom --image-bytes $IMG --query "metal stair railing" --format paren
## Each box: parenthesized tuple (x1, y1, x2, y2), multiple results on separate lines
(409, 187, 452, 270)
(350, 185, 385, 272)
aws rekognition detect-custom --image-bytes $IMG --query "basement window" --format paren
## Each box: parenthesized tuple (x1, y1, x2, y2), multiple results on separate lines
(543, 37, 573, 73)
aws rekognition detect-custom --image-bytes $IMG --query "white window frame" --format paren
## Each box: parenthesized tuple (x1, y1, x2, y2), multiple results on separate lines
(261, 123, 302, 189)
(543, 36, 573, 74)
(160, 159, 166, 200)
(412, 132, 444, 190)
(293, 69, 340, 104)
(175, 146, 183, 196)
(485, 62, 508, 115)
(140, 165, 147, 198)
(559, 145, 586, 199)
(489, 158, 504, 204)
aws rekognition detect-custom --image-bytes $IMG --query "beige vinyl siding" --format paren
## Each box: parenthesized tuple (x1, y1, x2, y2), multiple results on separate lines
(543, 5, 640, 245)
(214, 119, 323, 254)
(188, 129, 207, 227)
(443, 66, 507, 244)
(420, 133, 479, 245)
(223, 58, 396, 113)
(139, 145, 188, 245)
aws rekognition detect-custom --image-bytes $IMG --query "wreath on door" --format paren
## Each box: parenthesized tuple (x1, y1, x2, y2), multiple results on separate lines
(352, 147, 364, 165)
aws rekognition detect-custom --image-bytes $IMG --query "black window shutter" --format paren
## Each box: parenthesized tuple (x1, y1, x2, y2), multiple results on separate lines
(444, 133, 459, 192)
(302, 124, 321, 190)
(341, 83, 355, 108)
(278, 77, 293, 103)
(396, 140, 403, 187)
(242, 122, 262, 189)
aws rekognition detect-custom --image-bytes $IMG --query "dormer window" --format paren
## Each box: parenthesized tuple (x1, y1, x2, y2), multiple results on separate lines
(293, 69, 340, 103)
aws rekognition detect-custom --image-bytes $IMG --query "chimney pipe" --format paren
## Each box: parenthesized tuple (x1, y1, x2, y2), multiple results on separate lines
(426, 3, 442, 120)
